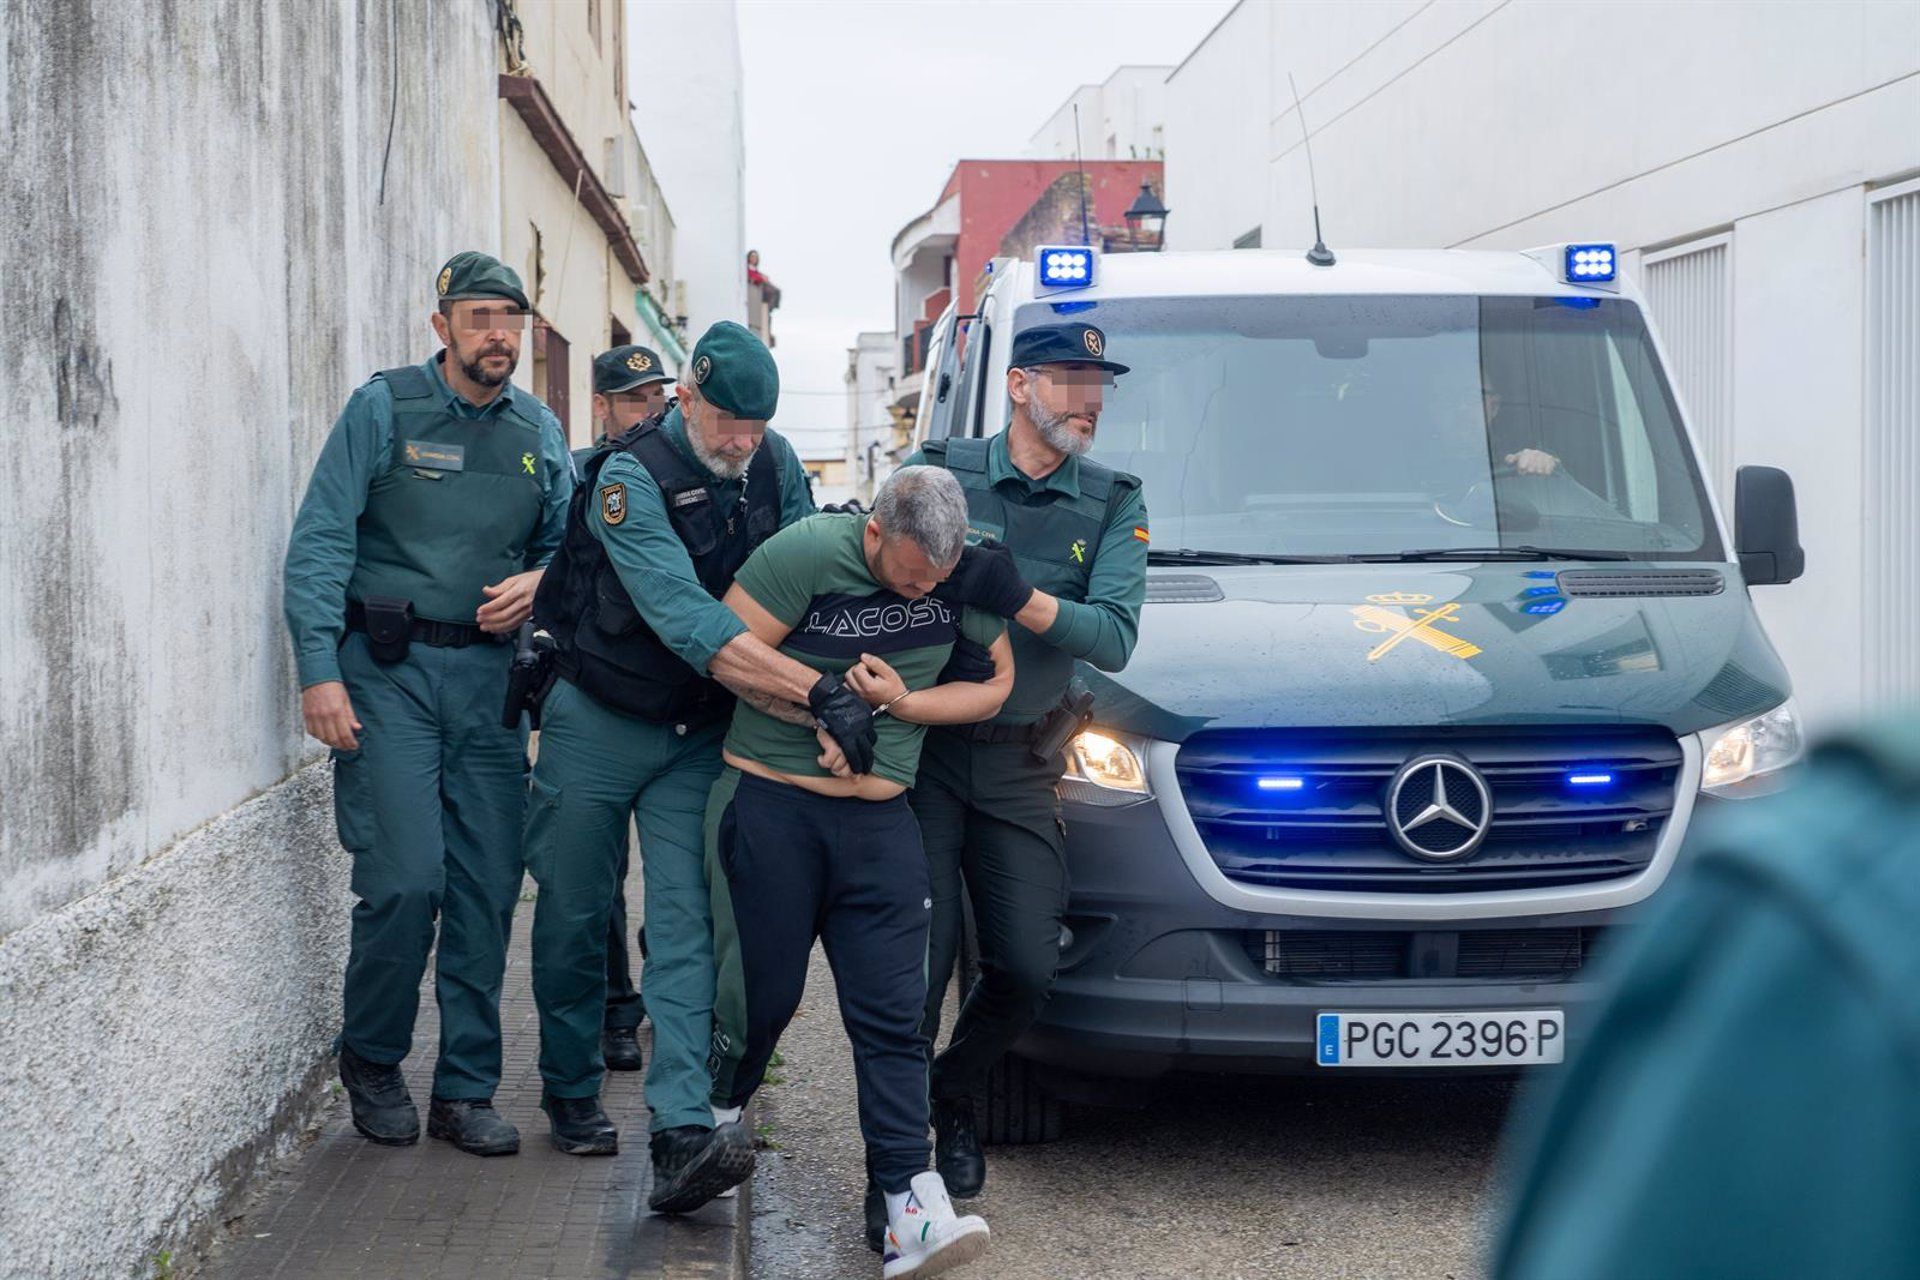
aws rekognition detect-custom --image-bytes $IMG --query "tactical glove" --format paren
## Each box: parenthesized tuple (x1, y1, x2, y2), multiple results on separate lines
(933, 539, 1034, 619)
(809, 672, 878, 775)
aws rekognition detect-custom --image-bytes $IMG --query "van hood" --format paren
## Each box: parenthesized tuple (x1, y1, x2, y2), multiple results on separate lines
(1084, 563, 1790, 742)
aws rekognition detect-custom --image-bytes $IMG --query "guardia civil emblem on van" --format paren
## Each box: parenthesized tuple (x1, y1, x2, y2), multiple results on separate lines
(1350, 591, 1482, 662)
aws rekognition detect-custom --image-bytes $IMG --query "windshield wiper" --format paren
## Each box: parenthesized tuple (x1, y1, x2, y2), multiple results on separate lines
(1148, 548, 1357, 566)
(1357, 545, 1634, 563)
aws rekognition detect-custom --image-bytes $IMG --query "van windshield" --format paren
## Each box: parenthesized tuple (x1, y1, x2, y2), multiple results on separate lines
(1013, 295, 1721, 561)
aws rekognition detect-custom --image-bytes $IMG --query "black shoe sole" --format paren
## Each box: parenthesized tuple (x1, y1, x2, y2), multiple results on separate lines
(648, 1122, 756, 1214)
(351, 1116, 420, 1147)
(549, 1128, 619, 1156)
(604, 1056, 645, 1072)
(426, 1117, 520, 1157)
(937, 1162, 985, 1200)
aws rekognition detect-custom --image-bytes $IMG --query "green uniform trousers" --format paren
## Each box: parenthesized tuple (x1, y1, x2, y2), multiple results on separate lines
(332, 631, 527, 1100)
(524, 677, 723, 1129)
(912, 730, 1068, 1100)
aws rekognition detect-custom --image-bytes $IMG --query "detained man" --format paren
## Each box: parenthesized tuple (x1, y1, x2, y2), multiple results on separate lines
(704, 467, 1011, 1278)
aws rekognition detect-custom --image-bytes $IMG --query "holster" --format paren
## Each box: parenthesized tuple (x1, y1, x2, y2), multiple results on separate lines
(361, 595, 413, 664)
(1031, 683, 1097, 765)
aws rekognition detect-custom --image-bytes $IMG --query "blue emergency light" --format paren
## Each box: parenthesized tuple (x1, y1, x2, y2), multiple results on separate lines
(1567, 771, 1615, 787)
(1037, 245, 1097, 290)
(1564, 243, 1616, 283)
(1257, 776, 1305, 792)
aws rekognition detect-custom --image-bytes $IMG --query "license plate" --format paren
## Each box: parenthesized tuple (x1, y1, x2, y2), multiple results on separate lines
(1316, 1010, 1565, 1067)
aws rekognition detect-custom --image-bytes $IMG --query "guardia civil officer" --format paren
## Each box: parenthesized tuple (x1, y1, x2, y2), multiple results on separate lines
(526, 323, 875, 1209)
(576, 343, 676, 1075)
(1497, 721, 1919, 1278)
(283, 251, 572, 1157)
(900, 321, 1147, 1212)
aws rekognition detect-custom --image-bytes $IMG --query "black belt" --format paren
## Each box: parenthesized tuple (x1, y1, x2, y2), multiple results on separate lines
(345, 601, 504, 649)
(953, 720, 1042, 744)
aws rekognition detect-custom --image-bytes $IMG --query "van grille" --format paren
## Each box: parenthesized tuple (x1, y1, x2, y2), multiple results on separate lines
(1244, 927, 1613, 980)
(1177, 727, 1682, 893)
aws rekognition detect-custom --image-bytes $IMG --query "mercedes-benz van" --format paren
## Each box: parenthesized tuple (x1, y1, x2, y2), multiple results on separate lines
(913, 243, 1807, 1141)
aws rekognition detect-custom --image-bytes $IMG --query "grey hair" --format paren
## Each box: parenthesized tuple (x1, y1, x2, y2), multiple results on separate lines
(871, 465, 969, 567)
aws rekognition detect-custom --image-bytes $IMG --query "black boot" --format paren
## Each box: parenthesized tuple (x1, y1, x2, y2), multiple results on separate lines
(648, 1122, 756, 1214)
(338, 1046, 418, 1146)
(602, 1024, 645, 1072)
(864, 1176, 888, 1254)
(933, 1096, 986, 1198)
(541, 1093, 618, 1156)
(427, 1097, 520, 1156)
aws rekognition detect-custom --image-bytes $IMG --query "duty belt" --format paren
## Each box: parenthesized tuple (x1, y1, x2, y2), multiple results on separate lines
(954, 720, 1042, 744)
(345, 601, 505, 649)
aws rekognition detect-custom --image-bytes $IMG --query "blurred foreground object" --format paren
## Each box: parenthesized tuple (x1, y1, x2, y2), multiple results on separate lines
(1496, 718, 1920, 1279)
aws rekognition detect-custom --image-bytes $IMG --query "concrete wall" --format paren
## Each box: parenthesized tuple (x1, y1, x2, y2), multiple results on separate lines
(0, 1, 500, 1274)
(845, 331, 899, 501)
(1029, 66, 1172, 161)
(1163, 0, 1920, 729)
(625, 0, 747, 337)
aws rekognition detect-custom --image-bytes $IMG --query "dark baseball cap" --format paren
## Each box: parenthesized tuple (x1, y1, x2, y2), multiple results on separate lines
(1008, 322, 1129, 375)
(593, 345, 673, 395)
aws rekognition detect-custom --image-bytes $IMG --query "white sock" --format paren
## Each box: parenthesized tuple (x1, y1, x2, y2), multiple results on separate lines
(711, 1104, 743, 1126)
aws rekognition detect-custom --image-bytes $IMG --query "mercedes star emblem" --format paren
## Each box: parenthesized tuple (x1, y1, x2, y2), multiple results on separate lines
(1385, 755, 1493, 861)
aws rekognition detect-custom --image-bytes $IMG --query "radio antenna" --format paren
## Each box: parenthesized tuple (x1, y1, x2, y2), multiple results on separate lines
(1289, 72, 1335, 267)
(1073, 103, 1092, 247)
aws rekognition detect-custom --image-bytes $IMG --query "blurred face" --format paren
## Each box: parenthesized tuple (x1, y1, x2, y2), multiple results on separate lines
(432, 299, 525, 388)
(862, 518, 957, 600)
(679, 380, 766, 480)
(1011, 362, 1110, 456)
(593, 383, 668, 436)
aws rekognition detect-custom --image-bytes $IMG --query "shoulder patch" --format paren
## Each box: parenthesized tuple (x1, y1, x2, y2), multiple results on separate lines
(600, 482, 627, 526)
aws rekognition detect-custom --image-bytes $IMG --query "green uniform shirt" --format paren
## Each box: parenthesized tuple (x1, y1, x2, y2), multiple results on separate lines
(908, 432, 1148, 722)
(723, 514, 1005, 787)
(589, 407, 815, 674)
(283, 353, 572, 688)
(1495, 722, 1920, 1280)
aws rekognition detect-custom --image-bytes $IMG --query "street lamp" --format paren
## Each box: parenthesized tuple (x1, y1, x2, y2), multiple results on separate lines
(1123, 181, 1169, 252)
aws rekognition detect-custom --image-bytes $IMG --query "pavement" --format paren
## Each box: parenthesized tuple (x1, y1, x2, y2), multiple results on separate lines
(751, 944, 1519, 1280)
(199, 874, 744, 1280)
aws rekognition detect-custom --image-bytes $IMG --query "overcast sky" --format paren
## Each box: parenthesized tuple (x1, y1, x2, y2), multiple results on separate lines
(736, 0, 1233, 457)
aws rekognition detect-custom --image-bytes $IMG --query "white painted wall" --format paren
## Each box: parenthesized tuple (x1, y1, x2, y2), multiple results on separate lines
(845, 330, 900, 501)
(626, 0, 748, 337)
(1163, 0, 1920, 727)
(1029, 66, 1172, 161)
(1, 1, 500, 1273)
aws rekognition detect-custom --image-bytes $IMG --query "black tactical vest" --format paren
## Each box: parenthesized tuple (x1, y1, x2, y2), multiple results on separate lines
(535, 415, 782, 724)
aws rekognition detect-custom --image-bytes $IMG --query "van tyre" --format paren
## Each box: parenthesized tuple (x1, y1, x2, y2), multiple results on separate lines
(957, 922, 1066, 1146)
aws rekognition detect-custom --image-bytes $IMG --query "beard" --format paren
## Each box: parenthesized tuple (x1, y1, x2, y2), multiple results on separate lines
(689, 426, 756, 480)
(453, 336, 518, 388)
(1031, 397, 1094, 457)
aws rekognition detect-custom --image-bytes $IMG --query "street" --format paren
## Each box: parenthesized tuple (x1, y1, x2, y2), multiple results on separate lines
(750, 946, 1516, 1280)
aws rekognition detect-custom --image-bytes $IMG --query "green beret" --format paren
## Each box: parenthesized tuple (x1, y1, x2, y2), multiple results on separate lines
(688, 321, 778, 419)
(435, 250, 529, 311)
(593, 345, 672, 394)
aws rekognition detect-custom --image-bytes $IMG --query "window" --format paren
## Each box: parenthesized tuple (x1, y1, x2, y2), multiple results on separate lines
(1641, 234, 1733, 501)
(1865, 178, 1920, 701)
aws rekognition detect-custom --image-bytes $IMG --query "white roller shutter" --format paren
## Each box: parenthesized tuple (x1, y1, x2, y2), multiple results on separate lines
(1642, 235, 1734, 504)
(1865, 179, 1920, 704)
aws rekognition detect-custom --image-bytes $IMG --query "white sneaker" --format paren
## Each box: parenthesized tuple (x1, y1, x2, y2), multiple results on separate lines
(880, 1171, 990, 1279)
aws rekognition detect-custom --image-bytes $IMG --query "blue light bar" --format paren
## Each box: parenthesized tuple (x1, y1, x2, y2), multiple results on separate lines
(1564, 243, 1616, 283)
(1567, 772, 1615, 786)
(1037, 245, 1096, 290)
(1257, 776, 1305, 792)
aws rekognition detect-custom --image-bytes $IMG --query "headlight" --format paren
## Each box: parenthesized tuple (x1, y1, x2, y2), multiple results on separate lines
(1059, 728, 1152, 805)
(1700, 700, 1805, 797)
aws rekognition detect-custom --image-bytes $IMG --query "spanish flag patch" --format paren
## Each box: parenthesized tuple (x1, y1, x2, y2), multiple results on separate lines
(1132, 526, 1150, 544)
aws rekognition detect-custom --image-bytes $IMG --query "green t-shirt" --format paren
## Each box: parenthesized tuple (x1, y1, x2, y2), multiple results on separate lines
(724, 513, 1005, 787)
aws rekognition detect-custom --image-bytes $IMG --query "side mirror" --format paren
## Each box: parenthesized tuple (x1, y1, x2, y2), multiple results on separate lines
(1734, 465, 1805, 585)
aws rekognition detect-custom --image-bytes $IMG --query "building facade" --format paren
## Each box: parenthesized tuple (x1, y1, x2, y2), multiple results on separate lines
(1028, 65, 1172, 162)
(1165, 0, 1920, 728)
(844, 330, 903, 502)
(625, 0, 749, 340)
(498, 0, 664, 445)
(1, 3, 503, 1275)
(888, 158, 1164, 429)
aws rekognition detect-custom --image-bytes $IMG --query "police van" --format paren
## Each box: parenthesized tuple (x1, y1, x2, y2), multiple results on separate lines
(914, 241, 1806, 1141)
